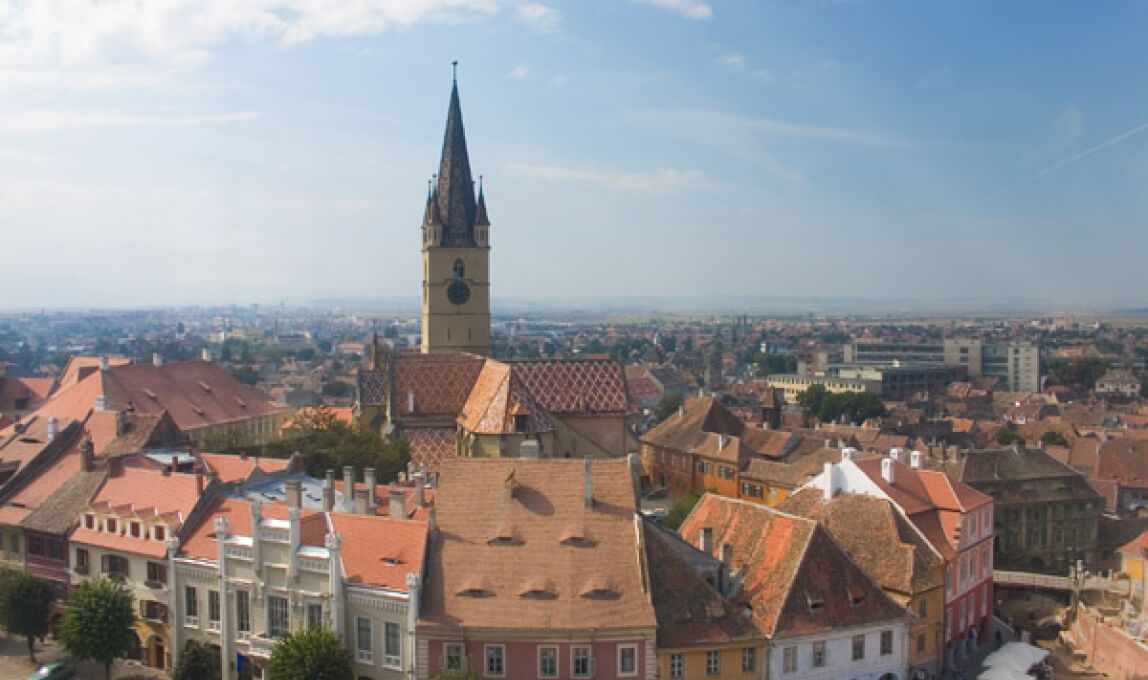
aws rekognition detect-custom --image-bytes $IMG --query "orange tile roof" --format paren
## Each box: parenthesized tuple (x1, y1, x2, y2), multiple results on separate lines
(71, 526, 168, 558)
(0, 440, 88, 527)
(458, 361, 552, 435)
(90, 467, 201, 517)
(54, 356, 129, 394)
(180, 498, 326, 561)
(329, 513, 427, 590)
(200, 453, 289, 482)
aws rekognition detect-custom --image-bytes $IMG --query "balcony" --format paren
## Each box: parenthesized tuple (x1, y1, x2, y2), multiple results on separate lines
(247, 633, 279, 659)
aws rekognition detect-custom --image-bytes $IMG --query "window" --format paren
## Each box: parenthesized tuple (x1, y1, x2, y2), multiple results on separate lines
(235, 590, 250, 633)
(670, 653, 683, 678)
(9, 533, 17, 554)
(306, 603, 322, 630)
(103, 554, 129, 577)
(143, 600, 168, 623)
(812, 641, 826, 668)
(852, 634, 865, 661)
(444, 644, 464, 672)
(74, 548, 89, 574)
(268, 596, 289, 639)
(918, 598, 927, 618)
(356, 617, 373, 663)
(706, 650, 720, 676)
(572, 646, 591, 678)
(106, 518, 117, 534)
(880, 630, 894, 655)
(742, 647, 756, 672)
(184, 586, 198, 626)
(27, 535, 43, 556)
(618, 644, 637, 676)
(783, 646, 797, 673)
(84, 514, 95, 529)
(917, 633, 926, 653)
(130, 521, 141, 538)
(208, 591, 221, 630)
(485, 645, 505, 677)
(147, 561, 167, 584)
(538, 646, 558, 678)
(154, 525, 165, 541)
(384, 621, 401, 668)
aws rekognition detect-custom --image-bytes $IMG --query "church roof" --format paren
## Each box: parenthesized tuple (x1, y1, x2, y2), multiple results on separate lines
(432, 78, 479, 247)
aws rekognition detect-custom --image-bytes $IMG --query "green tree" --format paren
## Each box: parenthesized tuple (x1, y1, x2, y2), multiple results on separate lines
(58, 578, 137, 680)
(797, 384, 828, 419)
(996, 429, 1022, 446)
(173, 639, 220, 680)
(0, 572, 54, 662)
(663, 490, 704, 530)
(754, 351, 797, 376)
(1046, 356, 1110, 391)
(231, 366, 259, 386)
(652, 393, 684, 424)
(264, 406, 409, 482)
(322, 381, 351, 398)
(267, 627, 353, 680)
(1040, 431, 1069, 447)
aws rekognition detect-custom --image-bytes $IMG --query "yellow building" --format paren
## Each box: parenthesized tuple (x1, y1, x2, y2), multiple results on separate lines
(1118, 529, 1148, 604)
(766, 373, 879, 402)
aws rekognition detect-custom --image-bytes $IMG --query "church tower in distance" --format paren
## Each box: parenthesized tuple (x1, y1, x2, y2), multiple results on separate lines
(420, 70, 491, 356)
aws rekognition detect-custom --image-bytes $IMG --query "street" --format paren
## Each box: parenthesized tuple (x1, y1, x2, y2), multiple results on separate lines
(0, 636, 167, 680)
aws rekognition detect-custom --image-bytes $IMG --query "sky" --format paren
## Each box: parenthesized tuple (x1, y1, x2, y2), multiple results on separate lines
(1, 0, 1147, 311)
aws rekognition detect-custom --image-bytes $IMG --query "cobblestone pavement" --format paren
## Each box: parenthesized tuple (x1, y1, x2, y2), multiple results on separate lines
(0, 635, 168, 680)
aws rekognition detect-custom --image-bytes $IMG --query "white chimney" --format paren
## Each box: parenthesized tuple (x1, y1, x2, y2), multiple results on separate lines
(364, 468, 377, 508)
(285, 478, 302, 510)
(841, 447, 857, 461)
(152, 352, 163, 367)
(407, 391, 415, 413)
(354, 488, 370, 515)
(413, 472, 426, 508)
(910, 450, 924, 469)
(343, 466, 355, 510)
(822, 461, 835, 501)
(389, 489, 406, 519)
(98, 356, 109, 371)
(94, 394, 109, 412)
(46, 416, 58, 442)
(201, 348, 212, 362)
(519, 439, 540, 459)
(323, 469, 335, 511)
(890, 447, 905, 463)
(881, 457, 895, 485)
(583, 458, 594, 510)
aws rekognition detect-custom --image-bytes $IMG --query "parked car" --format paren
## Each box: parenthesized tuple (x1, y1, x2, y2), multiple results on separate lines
(26, 663, 76, 680)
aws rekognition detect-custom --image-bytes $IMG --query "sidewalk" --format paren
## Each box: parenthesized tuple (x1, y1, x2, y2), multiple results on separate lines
(944, 618, 1018, 680)
(0, 635, 168, 680)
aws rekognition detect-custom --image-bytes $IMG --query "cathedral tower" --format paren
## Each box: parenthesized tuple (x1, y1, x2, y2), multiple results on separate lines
(421, 70, 491, 355)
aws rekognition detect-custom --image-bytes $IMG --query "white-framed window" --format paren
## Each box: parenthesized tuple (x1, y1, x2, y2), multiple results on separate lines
(207, 590, 220, 630)
(485, 645, 505, 677)
(356, 617, 373, 663)
(538, 646, 558, 678)
(811, 641, 826, 667)
(384, 621, 401, 668)
(783, 646, 797, 673)
(268, 596, 289, 639)
(669, 653, 683, 678)
(235, 590, 250, 633)
(881, 629, 894, 655)
(706, 650, 720, 676)
(617, 644, 638, 677)
(306, 603, 323, 630)
(444, 643, 464, 672)
(742, 647, 756, 672)
(572, 646, 591, 678)
(184, 586, 198, 627)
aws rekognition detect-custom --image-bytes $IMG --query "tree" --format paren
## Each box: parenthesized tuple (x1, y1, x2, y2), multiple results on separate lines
(267, 627, 353, 680)
(652, 393, 684, 424)
(996, 429, 1022, 446)
(0, 572, 54, 662)
(322, 381, 351, 398)
(797, 384, 829, 419)
(1041, 431, 1069, 447)
(265, 406, 409, 482)
(58, 578, 137, 680)
(231, 366, 259, 386)
(173, 639, 220, 680)
(663, 490, 704, 530)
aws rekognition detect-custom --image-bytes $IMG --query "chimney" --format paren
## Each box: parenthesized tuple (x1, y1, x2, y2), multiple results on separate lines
(910, 450, 924, 469)
(389, 489, 406, 519)
(413, 472, 426, 508)
(285, 478, 303, 510)
(80, 436, 94, 472)
(354, 488, 370, 515)
(99, 356, 109, 371)
(678, 404, 684, 419)
(201, 348, 212, 362)
(583, 458, 594, 510)
(152, 352, 163, 367)
(343, 466, 355, 510)
(721, 542, 733, 570)
(94, 394, 109, 412)
(700, 526, 714, 556)
(46, 417, 58, 442)
(364, 468, 378, 509)
(115, 410, 126, 436)
(824, 438, 832, 448)
(822, 461, 835, 501)
(890, 447, 904, 463)
(519, 439, 540, 459)
(195, 471, 204, 497)
(323, 469, 335, 511)
(841, 447, 856, 461)
(881, 457, 895, 485)
(407, 391, 415, 414)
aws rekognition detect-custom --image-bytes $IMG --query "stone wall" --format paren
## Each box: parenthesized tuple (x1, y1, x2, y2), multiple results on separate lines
(1069, 603, 1148, 680)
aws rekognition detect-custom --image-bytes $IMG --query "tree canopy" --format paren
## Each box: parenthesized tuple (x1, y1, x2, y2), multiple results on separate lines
(663, 490, 704, 530)
(996, 429, 1022, 446)
(652, 393, 684, 424)
(272, 406, 410, 481)
(0, 572, 54, 662)
(798, 385, 887, 425)
(58, 578, 137, 680)
(1040, 431, 1069, 447)
(1046, 356, 1110, 391)
(173, 639, 220, 680)
(267, 627, 353, 680)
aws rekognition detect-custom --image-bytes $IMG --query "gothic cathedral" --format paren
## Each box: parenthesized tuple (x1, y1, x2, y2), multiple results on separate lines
(420, 74, 491, 356)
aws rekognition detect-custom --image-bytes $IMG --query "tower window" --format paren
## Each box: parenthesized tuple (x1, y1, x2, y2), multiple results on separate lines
(453, 258, 465, 279)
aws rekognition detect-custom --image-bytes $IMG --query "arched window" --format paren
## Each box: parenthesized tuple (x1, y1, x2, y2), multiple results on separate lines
(453, 258, 465, 279)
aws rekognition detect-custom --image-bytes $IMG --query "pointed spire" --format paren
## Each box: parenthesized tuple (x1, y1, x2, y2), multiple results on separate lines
(432, 64, 478, 247)
(370, 331, 381, 370)
(475, 175, 490, 226)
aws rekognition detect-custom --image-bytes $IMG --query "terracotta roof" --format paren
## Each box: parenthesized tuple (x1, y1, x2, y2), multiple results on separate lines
(679, 495, 906, 639)
(779, 488, 944, 596)
(89, 466, 201, 518)
(0, 432, 90, 527)
(393, 353, 486, 418)
(329, 513, 427, 590)
(510, 360, 628, 415)
(180, 497, 325, 561)
(458, 361, 552, 435)
(419, 458, 655, 631)
(200, 453, 289, 483)
(1096, 439, 1148, 489)
(741, 447, 841, 487)
(21, 466, 107, 535)
(0, 376, 50, 411)
(949, 448, 1103, 506)
(626, 377, 661, 401)
(402, 427, 456, 473)
(54, 356, 129, 394)
(0, 415, 80, 487)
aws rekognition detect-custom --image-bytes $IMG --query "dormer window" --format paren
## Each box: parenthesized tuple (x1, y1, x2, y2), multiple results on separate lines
(458, 588, 494, 598)
(380, 557, 402, 566)
(513, 413, 529, 432)
(84, 514, 95, 530)
(487, 535, 521, 546)
(106, 518, 118, 534)
(581, 588, 620, 600)
(520, 589, 557, 600)
(561, 536, 596, 548)
(806, 593, 824, 613)
(130, 522, 141, 538)
(154, 525, 166, 541)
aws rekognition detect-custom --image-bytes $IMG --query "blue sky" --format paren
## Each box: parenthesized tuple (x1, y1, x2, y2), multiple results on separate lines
(1, 0, 1146, 310)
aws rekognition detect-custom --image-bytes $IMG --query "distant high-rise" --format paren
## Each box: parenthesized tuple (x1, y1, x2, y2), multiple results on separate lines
(420, 71, 491, 356)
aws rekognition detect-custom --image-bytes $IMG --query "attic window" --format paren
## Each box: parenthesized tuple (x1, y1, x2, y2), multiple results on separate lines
(561, 536, 596, 548)
(580, 587, 620, 600)
(143, 388, 158, 400)
(513, 413, 529, 432)
(198, 381, 212, 393)
(234, 396, 247, 408)
(487, 535, 521, 546)
(806, 593, 824, 613)
(190, 404, 205, 416)
(520, 589, 557, 600)
(458, 588, 494, 598)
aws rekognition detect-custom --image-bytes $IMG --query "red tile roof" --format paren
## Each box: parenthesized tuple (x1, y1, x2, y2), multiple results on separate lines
(402, 427, 456, 473)
(329, 513, 427, 590)
(200, 453, 289, 482)
(393, 353, 486, 418)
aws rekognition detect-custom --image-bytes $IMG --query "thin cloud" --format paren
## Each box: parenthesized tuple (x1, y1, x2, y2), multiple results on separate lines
(507, 163, 706, 193)
(630, 0, 713, 20)
(643, 109, 906, 148)
(0, 110, 261, 134)
(1025, 118, 1148, 183)
(517, 3, 562, 33)
(508, 64, 530, 80)
(718, 51, 747, 73)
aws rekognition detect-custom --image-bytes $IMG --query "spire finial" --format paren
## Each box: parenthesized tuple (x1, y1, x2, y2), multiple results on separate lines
(479, 174, 483, 191)
(452, 60, 458, 83)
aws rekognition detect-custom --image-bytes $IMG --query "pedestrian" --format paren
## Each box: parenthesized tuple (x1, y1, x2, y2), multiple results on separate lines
(995, 629, 1003, 650)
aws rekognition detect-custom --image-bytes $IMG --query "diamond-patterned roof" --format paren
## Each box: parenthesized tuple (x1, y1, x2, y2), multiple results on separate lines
(403, 427, 457, 473)
(458, 361, 553, 435)
(510, 360, 628, 415)
(393, 353, 485, 417)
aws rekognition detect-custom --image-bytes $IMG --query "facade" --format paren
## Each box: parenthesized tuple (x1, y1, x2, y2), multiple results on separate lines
(845, 343, 945, 366)
(173, 484, 427, 680)
(804, 451, 995, 670)
(420, 76, 491, 356)
(949, 447, 1102, 573)
(826, 364, 967, 401)
(679, 494, 911, 680)
(1095, 369, 1141, 398)
(417, 457, 658, 680)
(846, 339, 1041, 394)
(767, 374, 879, 402)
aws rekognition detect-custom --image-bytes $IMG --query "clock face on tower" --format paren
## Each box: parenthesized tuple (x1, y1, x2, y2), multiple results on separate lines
(447, 279, 471, 305)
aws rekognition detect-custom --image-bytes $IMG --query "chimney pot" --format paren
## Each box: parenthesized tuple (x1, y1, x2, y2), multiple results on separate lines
(152, 352, 163, 367)
(99, 356, 109, 371)
(343, 466, 356, 510)
(354, 488, 370, 515)
(822, 461, 835, 501)
(583, 458, 594, 510)
(881, 457, 895, 485)
(389, 488, 407, 519)
(700, 526, 714, 556)
(323, 469, 335, 511)
(413, 472, 426, 508)
(94, 394, 109, 412)
(46, 417, 58, 442)
(910, 450, 924, 469)
(201, 348, 212, 362)
(364, 468, 377, 508)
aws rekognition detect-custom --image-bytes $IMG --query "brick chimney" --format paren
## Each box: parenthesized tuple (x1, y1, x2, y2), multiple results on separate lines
(389, 489, 406, 519)
(285, 478, 303, 510)
(700, 526, 714, 556)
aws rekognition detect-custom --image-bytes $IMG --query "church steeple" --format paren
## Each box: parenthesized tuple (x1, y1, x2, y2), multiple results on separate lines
(475, 176, 490, 226)
(432, 65, 478, 247)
